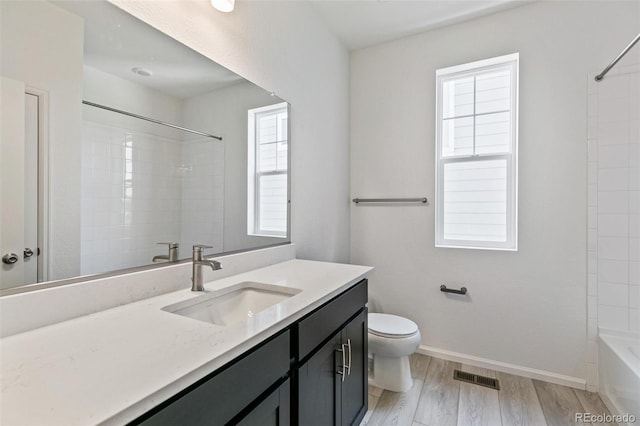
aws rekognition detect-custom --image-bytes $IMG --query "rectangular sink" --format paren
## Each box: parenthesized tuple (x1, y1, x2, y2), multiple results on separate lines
(162, 281, 301, 326)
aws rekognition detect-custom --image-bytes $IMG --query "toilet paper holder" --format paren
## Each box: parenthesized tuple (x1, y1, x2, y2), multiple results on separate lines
(440, 285, 467, 295)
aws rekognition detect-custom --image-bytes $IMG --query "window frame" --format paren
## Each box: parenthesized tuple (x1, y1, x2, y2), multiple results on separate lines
(247, 102, 289, 238)
(435, 53, 519, 251)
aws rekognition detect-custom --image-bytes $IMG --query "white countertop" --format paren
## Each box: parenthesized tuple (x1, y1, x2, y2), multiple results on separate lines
(0, 259, 372, 426)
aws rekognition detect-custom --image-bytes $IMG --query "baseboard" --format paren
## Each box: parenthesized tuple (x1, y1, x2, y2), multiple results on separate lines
(417, 344, 586, 390)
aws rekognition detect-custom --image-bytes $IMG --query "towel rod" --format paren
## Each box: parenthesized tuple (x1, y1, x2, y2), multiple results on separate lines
(352, 197, 428, 204)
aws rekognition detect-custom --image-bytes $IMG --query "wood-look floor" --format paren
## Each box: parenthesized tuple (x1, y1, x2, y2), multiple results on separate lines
(360, 354, 616, 426)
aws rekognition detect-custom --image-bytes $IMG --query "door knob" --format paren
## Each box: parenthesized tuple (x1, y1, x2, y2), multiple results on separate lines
(24, 248, 34, 258)
(2, 253, 19, 264)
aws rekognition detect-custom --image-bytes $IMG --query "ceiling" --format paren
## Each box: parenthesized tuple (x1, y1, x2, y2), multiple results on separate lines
(308, 0, 532, 50)
(50, 0, 532, 98)
(54, 1, 243, 99)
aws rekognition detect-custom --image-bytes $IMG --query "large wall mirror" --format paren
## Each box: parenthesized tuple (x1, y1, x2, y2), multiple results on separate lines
(0, 0, 290, 294)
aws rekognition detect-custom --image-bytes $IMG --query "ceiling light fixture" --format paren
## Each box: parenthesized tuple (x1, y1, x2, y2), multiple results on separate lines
(211, 0, 235, 13)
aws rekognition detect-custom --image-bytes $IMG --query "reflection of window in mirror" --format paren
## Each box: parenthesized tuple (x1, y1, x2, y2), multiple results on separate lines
(247, 103, 288, 237)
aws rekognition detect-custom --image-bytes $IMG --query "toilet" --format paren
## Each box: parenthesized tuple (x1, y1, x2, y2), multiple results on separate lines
(368, 313, 421, 392)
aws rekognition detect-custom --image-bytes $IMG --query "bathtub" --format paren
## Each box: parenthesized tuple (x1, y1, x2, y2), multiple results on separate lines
(598, 333, 640, 424)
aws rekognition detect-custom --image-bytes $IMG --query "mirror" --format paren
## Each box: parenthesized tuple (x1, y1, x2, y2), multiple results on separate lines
(0, 0, 290, 293)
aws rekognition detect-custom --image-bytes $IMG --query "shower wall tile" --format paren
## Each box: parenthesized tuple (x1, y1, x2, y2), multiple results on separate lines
(598, 98, 629, 123)
(598, 168, 628, 191)
(631, 216, 640, 238)
(598, 144, 628, 168)
(630, 191, 640, 213)
(81, 121, 184, 276)
(630, 237, 640, 261)
(632, 263, 640, 286)
(598, 121, 629, 145)
(630, 285, 640, 309)
(598, 259, 628, 284)
(598, 214, 629, 237)
(630, 120, 639, 143)
(598, 305, 628, 330)
(630, 168, 640, 190)
(590, 69, 639, 348)
(630, 144, 640, 167)
(629, 309, 640, 332)
(598, 237, 629, 260)
(597, 73, 630, 100)
(180, 139, 224, 255)
(598, 282, 629, 307)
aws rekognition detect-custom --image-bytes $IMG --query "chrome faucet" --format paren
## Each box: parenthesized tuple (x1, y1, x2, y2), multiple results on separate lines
(153, 242, 179, 262)
(191, 244, 222, 291)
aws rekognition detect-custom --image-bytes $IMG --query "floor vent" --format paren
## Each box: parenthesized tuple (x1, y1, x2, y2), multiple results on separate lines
(453, 370, 500, 390)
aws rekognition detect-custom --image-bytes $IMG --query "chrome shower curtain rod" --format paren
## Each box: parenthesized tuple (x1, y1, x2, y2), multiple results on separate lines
(595, 33, 640, 82)
(82, 100, 223, 141)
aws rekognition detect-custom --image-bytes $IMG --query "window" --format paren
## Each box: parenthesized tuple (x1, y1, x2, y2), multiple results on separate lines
(435, 53, 518, 250)
(248, 102, 288, 237)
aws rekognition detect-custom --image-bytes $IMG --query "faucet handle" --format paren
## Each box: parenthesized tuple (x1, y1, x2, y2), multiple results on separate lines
(158, 242, 179, 249)
(193, 244, 213, 250)
(193, 244, 213, 262)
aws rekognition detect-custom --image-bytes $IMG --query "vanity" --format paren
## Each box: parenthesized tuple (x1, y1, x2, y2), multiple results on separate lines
(0, 252, 372, 425)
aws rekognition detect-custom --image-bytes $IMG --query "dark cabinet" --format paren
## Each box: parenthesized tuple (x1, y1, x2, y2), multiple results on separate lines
(297, 280, 368, 426)
(131, 330, 290, 426)
(236, 379, 290, 426)
(132, 279, 368, 426)
(340, 309, 367, 426)
(298, 333, 343, 425)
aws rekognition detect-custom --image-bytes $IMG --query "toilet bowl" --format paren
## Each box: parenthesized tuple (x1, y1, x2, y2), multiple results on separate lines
(368, 313, 421, 392)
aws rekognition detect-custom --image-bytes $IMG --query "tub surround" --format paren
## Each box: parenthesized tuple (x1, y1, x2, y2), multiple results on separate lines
(598, 331, 640, 422)
(0, 256, 372, 425)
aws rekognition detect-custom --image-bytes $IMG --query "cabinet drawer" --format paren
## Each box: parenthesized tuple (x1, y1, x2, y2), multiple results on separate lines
(133, 330, 290, 426)
(297, 279, 367, 361)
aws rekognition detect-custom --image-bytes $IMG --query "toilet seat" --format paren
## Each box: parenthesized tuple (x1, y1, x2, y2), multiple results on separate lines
(368, 313, 418, 339)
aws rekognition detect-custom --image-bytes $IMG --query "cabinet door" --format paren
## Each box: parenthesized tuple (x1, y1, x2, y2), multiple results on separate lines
(236, 379, 290, 426)
(297, 333, 342, 426)
(133, 331, 290, 426)
(341, 309, 368, 426)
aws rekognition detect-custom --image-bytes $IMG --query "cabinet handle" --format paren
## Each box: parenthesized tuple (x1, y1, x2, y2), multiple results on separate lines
(346, 338, 352, 376)
(336, 344, 347, 382)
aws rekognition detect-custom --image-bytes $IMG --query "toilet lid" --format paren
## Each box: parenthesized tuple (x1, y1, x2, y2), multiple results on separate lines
(368, 313, 418, 338)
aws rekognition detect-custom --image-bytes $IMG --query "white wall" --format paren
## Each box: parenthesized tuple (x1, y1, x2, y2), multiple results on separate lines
(1, 1, 84, 280)
(109, 0, 351, 263)
(83, 66, 184, 130)
(350, 1, 640, 385)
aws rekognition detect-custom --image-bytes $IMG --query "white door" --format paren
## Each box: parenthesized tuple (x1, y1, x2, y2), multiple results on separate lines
(0, 76, 26, 289)
(0, 78, 41, 289)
